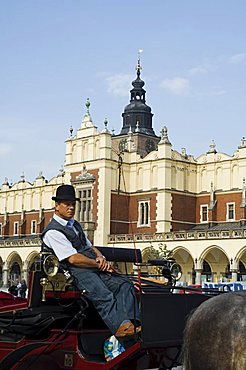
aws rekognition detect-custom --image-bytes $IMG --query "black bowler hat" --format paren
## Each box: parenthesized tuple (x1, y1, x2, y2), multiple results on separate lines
(52, 185, 80, 202)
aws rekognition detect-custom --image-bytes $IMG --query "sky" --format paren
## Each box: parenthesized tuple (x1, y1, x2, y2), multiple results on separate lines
(0, 0, 246, 184)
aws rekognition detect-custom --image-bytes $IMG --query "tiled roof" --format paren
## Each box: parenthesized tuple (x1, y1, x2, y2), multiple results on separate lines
(190, 221, 246, 231)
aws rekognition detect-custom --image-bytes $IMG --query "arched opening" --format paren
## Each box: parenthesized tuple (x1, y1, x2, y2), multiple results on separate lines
(26, 252, 40, 283)
(238, 261, 246, 281)
(9, 262, 21, 283)
(172, 247, 194, 285)
(201, 260, 212, 282)
(201, 246, 229, 283)
(7, 252, 23, 287)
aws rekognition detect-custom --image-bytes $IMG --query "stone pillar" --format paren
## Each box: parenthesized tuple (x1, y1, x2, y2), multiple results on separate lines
(195, 269, 202, 285)
(2, 269, 9, 287)
(94, 165, 111, 246)
(231, 269, 238, 282)
(23, 269, 28, 284)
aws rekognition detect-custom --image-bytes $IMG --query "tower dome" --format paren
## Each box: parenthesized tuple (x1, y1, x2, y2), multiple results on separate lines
(120, 58, 156, 136)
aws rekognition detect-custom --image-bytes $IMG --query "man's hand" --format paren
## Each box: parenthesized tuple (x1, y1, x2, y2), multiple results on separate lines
(96, 256, 112, 271)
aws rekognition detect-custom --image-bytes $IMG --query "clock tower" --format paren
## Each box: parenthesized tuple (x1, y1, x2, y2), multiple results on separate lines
(112, 57, 160, 157)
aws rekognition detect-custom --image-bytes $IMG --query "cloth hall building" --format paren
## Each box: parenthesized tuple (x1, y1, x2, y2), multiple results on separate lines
(0, 61, 246, 288)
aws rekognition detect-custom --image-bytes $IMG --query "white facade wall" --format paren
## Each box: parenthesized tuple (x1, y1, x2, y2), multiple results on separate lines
(0, 110, 246, 286)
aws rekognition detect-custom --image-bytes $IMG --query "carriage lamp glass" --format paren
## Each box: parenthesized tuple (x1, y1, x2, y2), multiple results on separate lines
(43, 254, 59, 277)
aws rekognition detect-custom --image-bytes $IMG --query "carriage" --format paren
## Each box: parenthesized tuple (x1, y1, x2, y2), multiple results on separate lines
(0, 246, 218, 370)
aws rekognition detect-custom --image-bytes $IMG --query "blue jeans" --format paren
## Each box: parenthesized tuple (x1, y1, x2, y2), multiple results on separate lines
(70, 267, 140, 333)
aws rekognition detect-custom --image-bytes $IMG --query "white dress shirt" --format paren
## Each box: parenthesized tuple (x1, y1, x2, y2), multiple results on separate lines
(43, 214, 92, 261)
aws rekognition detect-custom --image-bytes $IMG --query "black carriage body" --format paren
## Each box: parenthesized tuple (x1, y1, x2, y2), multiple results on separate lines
(0, 247, 214, 370)
(140, 290, 209, 348)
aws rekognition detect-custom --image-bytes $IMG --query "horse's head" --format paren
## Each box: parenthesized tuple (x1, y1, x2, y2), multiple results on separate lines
(182, 291, 246, 370)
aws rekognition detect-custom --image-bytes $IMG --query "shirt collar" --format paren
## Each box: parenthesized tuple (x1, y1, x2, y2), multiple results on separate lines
(53, 214, 75, 227)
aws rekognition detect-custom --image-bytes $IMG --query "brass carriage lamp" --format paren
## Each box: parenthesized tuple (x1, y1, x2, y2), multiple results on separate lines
(39, 254, 60, 301)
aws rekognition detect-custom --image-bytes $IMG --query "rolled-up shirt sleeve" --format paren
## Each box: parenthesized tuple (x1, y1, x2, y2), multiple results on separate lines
(43, 230, 78, 261)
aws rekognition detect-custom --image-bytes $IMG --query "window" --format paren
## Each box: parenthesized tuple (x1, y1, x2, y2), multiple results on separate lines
(0, 223, 2, 236)
(200, 205, 208, 223)
(226, 203, 235, 221)
(138, 201, 150, 227)
(79, 189, 92, 222)
(13, 221, 19, 236)
(31, 220, 37, 234)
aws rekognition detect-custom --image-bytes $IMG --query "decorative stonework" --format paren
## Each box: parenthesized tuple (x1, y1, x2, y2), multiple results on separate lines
(80, 98, 96, 129)
(238, 137, 246, 149)
(181, 148, 188, 158)
(73, 165, 96, 184)
(57, 166, 65, 177)
(159, 126, 171, 145)
(207, 140, 217, 154)
(3, 177, 9, 186)
(36, 171, 45, 180)
(108, 228, 246, 243)
(0, 237, 41, 248)
(102, 118, 110, 133)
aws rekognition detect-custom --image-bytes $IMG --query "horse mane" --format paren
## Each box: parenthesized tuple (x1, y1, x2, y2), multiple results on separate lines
(182, 291, 246, 370)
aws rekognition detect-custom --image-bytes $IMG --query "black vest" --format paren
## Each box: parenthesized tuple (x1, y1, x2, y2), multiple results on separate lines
(41, 218, 96, 261)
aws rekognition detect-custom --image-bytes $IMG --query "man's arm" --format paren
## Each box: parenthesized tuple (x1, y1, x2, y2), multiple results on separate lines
(67, 253, 98, 268)
(44, 229, 111, 271)
(68, 250, 112, 271)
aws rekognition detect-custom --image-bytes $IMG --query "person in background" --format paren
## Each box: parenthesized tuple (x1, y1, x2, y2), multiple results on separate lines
(17, 280, 22, 297)
(19, 279, 27, 298)
(8, 279, 19, 296)
(41, 184, 141, 338)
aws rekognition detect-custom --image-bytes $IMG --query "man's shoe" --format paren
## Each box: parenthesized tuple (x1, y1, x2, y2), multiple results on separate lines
(115, 322, 141, 337)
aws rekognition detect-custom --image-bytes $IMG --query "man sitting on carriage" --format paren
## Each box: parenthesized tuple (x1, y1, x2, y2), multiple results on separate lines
(41, 184, 141, 339)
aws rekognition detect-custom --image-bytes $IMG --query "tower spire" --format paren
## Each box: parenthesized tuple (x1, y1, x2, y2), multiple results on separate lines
(120, 53, 156, 137)
(136, 49, 143, 77)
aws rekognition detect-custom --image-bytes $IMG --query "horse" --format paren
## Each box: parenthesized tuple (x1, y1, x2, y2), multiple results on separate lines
(182, 291, 246, 370)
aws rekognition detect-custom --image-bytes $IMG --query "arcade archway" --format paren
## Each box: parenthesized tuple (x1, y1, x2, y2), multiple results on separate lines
(235, 247, 246, 281)
(172, 247, 194, 285)
(6, 253, 22, 285)
(200, 246, 229, 283)
(25, 251, 40, 284)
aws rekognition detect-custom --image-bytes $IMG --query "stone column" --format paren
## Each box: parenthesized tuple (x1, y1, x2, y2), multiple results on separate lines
(231, 269, 238, 282)
(2, 269, 9, 287)
(195, 269, 202, 285)
(94, 165, 111, 246)
(23, 269, 28, 284)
